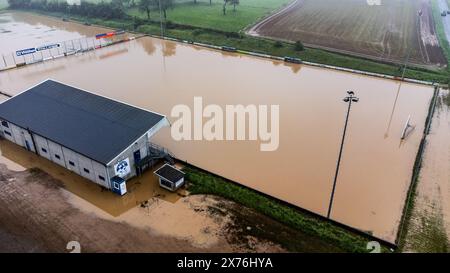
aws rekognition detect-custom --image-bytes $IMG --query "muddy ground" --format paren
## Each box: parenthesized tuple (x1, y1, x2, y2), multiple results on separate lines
(249, 0, 446, 67)
(0, 162, 343, 253)
(402, 90, 450, 252)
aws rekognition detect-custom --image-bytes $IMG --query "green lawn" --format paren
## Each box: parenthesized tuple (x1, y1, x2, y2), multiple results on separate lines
(127, 0, 291, 32)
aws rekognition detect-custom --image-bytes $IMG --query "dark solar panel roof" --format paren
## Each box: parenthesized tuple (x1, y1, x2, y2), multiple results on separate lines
(154, 164, 185, 183)
(0, 80, 166, 165)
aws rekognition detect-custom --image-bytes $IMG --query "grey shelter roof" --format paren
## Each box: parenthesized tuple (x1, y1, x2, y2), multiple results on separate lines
(0, 80, 165, 165)
(155, 164, 185, 183)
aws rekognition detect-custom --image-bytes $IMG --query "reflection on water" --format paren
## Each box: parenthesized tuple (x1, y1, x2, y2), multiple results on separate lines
(23, 65, 67, 78)
(0, 140, 182, 217)
(99, 48, 129, 60)
(0, 12, 436, 243)
(162, 41, 177, 57)
(385, 82, 403, 139)
(285, 62, 302, 74)
(139, 38, 157, 56)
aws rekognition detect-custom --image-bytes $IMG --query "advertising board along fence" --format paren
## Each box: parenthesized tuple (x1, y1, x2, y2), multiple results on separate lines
(0, 30, 129, 71)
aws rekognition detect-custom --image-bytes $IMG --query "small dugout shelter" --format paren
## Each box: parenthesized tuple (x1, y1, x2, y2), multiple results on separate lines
(154, 164, 185, 192)
(0, 79, 169, 195)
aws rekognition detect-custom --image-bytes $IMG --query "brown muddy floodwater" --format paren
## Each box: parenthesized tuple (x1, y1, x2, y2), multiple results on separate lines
(0, 12, 435, 243)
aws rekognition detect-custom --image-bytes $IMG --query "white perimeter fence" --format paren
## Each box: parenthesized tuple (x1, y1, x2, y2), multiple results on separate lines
(0, 35, 127, 70)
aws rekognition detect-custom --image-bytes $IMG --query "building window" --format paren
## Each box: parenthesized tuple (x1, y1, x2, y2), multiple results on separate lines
(4, 130, 11, 136)
(83, 168, 90, 174)
(54, 154, 61, 160)
(1, 121, 9, 128)
(69, 161, 75, 166)
(98, 175, 105, 181)
(41, 148, 47, 153)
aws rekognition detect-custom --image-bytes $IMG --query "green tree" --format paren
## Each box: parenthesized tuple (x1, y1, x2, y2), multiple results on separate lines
(231, 0, 238, 11)
(222, 0, 227, 15)
(112, 0, 123, 6)
(154, 0, 173, 20)
(138, 0, 154, 20)
(7, 0, 32, 8)
(274, 41, 283, 48)
(112, 0, 126, 11)
(223, 0, 238, 15)
(121, 0, 132, 8)
(294, 41, 304, 51)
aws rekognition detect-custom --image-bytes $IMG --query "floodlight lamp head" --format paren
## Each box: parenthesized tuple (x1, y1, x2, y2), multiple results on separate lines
(352, 98, 359, 102)
(347, 91, 355, 95)
(343, 97, 350, 102)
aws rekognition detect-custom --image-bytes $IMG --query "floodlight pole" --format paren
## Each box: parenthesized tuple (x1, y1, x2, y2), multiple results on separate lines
(327, 91, 359, 219)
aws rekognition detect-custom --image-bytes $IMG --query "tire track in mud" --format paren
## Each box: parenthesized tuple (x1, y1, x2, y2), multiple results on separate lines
(247, 0, 304, 36)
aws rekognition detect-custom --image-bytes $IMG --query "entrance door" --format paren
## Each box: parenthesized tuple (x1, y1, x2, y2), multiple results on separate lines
(25, 140, 31, 151)
(133, 150, 141, 176)
(21, 132, 32, 151)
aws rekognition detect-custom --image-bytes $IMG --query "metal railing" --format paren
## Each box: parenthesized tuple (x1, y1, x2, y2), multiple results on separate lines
(136, 142, 175, 173)
(148, 142, 174, 159)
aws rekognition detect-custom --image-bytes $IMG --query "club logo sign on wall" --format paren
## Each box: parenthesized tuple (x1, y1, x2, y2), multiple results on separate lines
(114, 158, 131, 177)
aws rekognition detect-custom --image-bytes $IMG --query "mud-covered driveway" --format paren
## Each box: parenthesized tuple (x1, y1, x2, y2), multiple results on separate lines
(0, 139, 344, 253)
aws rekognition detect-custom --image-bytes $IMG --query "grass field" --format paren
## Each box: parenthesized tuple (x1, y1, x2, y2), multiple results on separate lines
(82, 0, 292, 32)
(250, 0, 447, 67)
(127, 0, 291, 32)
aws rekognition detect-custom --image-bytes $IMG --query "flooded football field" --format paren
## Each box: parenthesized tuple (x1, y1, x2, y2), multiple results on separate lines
(0, 11, 436, 243)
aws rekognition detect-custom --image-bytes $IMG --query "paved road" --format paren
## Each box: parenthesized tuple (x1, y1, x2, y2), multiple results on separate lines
(437, 0, 450, 44)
